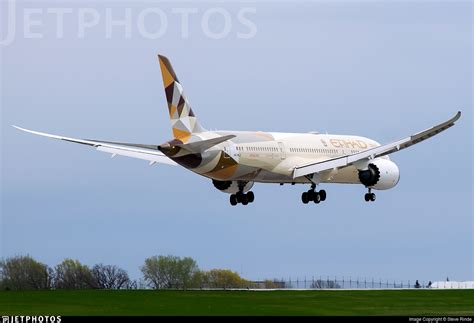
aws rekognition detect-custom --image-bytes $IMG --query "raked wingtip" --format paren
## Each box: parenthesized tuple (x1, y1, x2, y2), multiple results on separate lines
(12, 125, 29, 133)
(453, 111, 461, 123)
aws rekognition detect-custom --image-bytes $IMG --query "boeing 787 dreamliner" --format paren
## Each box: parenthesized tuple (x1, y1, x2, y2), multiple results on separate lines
(15, 54, 461, 206)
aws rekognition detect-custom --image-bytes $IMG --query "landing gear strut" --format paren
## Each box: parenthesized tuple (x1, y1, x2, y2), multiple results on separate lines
(364, 188, 376, 202)
(301, 184, 327, 205)
(230, 184, 255, 206)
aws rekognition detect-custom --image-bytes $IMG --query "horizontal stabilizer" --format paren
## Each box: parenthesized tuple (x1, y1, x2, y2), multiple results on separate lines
(176, 135, 236, 153)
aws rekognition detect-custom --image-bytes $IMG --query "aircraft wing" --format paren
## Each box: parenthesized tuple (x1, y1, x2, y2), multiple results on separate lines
(292, 111, 461, 179)
(13, 126, 177, 166)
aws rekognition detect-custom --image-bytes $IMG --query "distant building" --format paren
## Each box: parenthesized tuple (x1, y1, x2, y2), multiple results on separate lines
(431, 281, 474, 289)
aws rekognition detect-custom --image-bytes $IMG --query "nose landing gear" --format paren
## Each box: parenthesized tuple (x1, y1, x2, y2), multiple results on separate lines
(364, 188, 376, 202)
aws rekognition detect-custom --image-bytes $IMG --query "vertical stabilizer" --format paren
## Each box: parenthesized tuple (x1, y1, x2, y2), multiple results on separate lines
(158, 54, 206, 142)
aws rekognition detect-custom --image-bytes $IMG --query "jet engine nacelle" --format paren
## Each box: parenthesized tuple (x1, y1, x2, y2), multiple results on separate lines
(358, 159, 400, 190)
(212, 180, 254, 194)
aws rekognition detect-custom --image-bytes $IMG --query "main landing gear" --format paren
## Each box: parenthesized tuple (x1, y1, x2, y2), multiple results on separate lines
(230, 191, 255, 206)
(301, 184, 327, 205)
(364, 188, 376, 202)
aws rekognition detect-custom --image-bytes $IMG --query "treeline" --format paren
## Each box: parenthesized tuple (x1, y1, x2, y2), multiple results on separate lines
(0, 255, 265, 291)
(0, 256, 131, 290)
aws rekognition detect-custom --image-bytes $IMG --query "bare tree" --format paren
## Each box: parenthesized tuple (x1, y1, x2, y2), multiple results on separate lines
(311, 279, 341, 289)
(0, 255, 51, 290)
(92, 264, 130, 289)
(54, 259, 96, 289)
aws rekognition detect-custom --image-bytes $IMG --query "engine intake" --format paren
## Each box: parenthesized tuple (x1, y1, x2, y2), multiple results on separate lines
(358, 163, 381, 187)
(358, 159, 400, 190)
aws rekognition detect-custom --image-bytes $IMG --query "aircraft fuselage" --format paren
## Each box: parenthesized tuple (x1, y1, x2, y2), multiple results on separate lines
(159, 130, 395, 186)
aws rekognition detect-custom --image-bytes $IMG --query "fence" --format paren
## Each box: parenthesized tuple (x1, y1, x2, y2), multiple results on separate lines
(249, 277, 431, 289)
(124, 277, 465, 290)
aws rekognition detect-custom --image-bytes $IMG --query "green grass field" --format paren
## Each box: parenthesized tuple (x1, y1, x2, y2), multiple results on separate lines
(0, 289, 473, 316)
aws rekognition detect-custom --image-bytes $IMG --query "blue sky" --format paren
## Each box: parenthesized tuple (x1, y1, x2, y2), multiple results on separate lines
(1, 0, 472, 283)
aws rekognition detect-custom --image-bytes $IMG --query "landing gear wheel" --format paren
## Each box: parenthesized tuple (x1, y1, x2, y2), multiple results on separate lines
(319, 190, 327, 201)
(301, 192, 309, 204)
(313, 192, 321, 204)
(364, 192, 376, 202)
(236, 192, 244, 203)
(307, 190, 315, 202)
(247, 191, 255, 203)
(230, 194, 238, 206)
(241, 194, 249, 205)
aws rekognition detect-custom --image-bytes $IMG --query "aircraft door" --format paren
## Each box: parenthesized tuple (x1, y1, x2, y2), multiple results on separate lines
(278, 142, 286, 160)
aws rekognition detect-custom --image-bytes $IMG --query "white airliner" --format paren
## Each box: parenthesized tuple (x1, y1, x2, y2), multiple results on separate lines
(15, 54, 461, 206)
